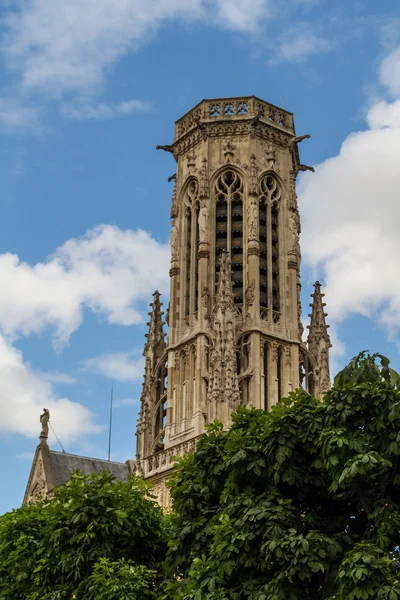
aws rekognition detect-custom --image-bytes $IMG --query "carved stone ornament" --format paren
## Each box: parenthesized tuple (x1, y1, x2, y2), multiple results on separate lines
(285, 346, 292, 367)
(248, 199, 258, 241)
(40, 408, 50, 439)
(201, 285, 210, 310)
(170, 219, 179, 261)
(245, 280, 255, 306)
(198, 202, 209, 243)
(248, 153, 258, 196)
(187, 152, 197, 172)
(265, 144, 276, 169)
(222, 137, 236, 163)
(199, 157, 209, 199)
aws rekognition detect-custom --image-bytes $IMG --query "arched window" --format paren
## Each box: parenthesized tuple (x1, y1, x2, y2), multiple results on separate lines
(214, 171, 243, 303)
(259, 175, 281, 322)
(184, 180, 199, 320)
(153, 360, 167, 452)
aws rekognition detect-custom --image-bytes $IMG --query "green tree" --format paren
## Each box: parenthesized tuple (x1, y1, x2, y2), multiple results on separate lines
(0, 471, 168, 600)
(163, 352, 400, 600)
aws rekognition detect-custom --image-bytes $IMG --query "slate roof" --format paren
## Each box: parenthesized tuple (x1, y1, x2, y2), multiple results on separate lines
(49, 450, 130, 487)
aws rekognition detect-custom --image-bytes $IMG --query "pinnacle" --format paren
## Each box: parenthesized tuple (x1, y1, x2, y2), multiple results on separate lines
(214, 251, 235, 310)
(307, 280, 331, 343)
(143, 289, 166, 354)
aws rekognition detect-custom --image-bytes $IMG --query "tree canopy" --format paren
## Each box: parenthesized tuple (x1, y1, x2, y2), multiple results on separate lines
(164, 352, 400, 599)
(0, 471, 168, 600)
(2, 352, 400, 600)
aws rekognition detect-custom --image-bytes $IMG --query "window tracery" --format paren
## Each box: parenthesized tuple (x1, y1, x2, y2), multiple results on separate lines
(184, 180, 199, 319)
(214, 170, 243, 303)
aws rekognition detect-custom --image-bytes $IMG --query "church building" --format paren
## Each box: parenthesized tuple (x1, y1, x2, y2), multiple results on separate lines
(24, 96, 331, 508)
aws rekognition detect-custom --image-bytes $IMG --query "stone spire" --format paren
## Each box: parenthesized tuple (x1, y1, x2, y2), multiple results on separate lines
(307, 281, 332, 394)
(136, 291, 166, 461)
(144, 291, 166, 365)
(208, 252, 240, 420)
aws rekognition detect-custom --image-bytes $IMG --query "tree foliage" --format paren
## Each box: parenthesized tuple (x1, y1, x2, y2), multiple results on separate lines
(163, 352, 400, 600)
(0, 471, 168, 600)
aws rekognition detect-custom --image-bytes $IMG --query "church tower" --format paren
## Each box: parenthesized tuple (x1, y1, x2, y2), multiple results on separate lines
(135, 97, 330, 505)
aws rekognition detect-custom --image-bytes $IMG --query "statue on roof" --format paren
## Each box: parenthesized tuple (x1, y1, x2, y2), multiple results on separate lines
(40, 408, 50, 440)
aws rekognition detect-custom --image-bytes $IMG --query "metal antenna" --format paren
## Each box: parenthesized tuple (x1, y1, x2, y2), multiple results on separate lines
(49, 422, 65, 453)
(108, 384, 114, 461)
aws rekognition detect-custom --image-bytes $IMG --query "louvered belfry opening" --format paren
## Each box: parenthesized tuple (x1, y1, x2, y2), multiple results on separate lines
(214, 170, 243, 303)
(259, 200, 268, 311)
(272, 202, 280, 320)
(259, 174, 281, 321)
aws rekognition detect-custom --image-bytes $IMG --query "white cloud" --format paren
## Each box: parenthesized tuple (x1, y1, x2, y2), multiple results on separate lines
(36, 371, 77, 385)
(0, 97, 40, 130)
(62, 100, 152, 121)
(114, 398, 139, 409)
(379, 47, 400, 97)
(213, 0, 269, 32)
(81, 351, 144, 382)
(367, 100, 400, 129)
(269, 25, 332, 64)
(0, 334, 100, 440)
(0, 225, 170, 349)
(298, 44, 400, 345)
(2, 0, 204, 96)
(1, 0, 270, 100)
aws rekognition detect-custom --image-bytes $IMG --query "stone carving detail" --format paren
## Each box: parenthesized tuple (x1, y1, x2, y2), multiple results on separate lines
(170, 219, 179, 262)
(187, 152, 197, 173)
(289, 209, 301, 259)
(201, 285, 210, 313)
(265, 144, 276, 169)
(207, 252, 240, 409)
(245, 280, 255, 306)
(40, 409, 50, 440)
(223, 137, 236, 163)
(248, 199, 258, 241)
(198, 202, 209, 243)
(199, 157, 209, 199)
(285, 346, 292, 367)
(248, 153, 259, 196)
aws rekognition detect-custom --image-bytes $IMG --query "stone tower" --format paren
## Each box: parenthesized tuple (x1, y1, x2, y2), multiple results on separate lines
(135, 97, 331, 505)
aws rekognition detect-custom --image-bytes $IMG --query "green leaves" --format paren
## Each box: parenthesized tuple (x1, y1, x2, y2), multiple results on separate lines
(164, 352, 400, 600)
(0, 472, 168, 599)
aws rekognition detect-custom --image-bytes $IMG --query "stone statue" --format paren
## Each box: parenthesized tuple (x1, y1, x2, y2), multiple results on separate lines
(248, 201, 258, 239)
(201, 286, 210, 310)
(245, 280, 255, 306)
(40, 408, 50, 439)
(170, 220, 179, 260)
(198, 203, 209, 243)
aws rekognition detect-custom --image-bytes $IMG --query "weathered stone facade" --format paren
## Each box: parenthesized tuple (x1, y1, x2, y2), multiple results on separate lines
(134, 97, 332, 507)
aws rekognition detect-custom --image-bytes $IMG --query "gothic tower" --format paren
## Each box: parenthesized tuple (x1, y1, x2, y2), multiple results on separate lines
(135, 97, 331, 505)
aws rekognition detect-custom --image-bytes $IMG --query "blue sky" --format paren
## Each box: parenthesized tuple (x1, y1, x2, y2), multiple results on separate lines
(1, 0, 400, 514)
